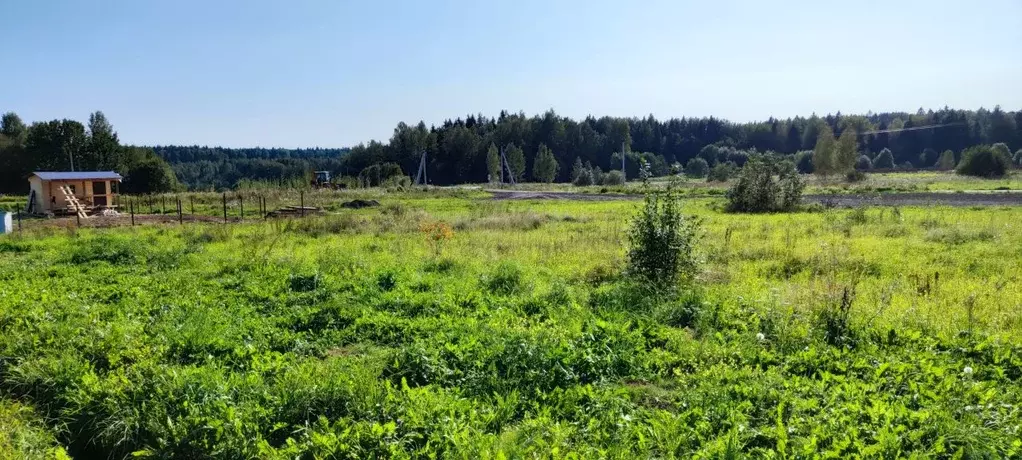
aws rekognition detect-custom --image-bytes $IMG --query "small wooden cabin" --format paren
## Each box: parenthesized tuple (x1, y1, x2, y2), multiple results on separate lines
(27, 171, 123, 215)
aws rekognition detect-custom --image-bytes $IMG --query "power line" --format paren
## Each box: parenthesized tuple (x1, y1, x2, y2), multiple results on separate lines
(858, 122, 965, 136)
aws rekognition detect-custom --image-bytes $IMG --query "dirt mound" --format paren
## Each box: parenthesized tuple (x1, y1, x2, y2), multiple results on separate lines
(341, 199, 381, 209)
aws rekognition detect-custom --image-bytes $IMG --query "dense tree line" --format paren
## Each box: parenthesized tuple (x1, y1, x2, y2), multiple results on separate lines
(0, 111, 179, 194)
(152, 146, 349, 190)
(342, 107, 1021, 185)
(5, 106, 1019, 193)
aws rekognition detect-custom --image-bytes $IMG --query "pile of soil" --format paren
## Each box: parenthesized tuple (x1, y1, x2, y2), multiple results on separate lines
(341, 199, 381, 209)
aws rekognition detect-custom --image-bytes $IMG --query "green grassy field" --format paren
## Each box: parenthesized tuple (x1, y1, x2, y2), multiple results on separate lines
(1, 190, 1022, 458)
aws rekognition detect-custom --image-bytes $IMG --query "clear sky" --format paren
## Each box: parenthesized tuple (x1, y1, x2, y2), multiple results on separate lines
(2, 0, 1020, 148)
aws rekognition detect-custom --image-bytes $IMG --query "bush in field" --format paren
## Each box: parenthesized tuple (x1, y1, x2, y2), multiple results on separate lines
(992, 142, 1012, 158)
(1013, 149, 1022, 167)
(937, 150, 956, 170)
(685, 158, 709, 178)
(845, 169, 867, 182)
(570, 157, 586, 183)
(706, 161, 737, 182)
(795, 150, 815, 174)
(957, 145, 1011, 178)
(626, 188, 699, 286)
(589, 164, 605, 185)
(854, 155, 872, 171)
(919, 148, 939, 167)
(602, 169, 625, 185)
(572, 168, 594, 186)
(419, 220, 454, 257)
(873, 148, 895, 169)
(725, 158, 804, 213)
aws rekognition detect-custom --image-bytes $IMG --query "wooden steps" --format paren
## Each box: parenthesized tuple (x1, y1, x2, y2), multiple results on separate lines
(59, 185, 89, 219)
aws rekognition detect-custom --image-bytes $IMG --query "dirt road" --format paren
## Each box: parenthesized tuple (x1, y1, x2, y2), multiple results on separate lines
(488, 189, 1022, 207)
(803, 192, 1022, 207)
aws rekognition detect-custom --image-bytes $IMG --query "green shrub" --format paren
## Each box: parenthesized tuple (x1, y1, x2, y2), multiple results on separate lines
(725, 158, 804, 213)
(956, 145, 1011, 178)
(685, 158, 709, 178)
(706, 161, 737, 182)
(1013, 149, 1022, 167)
(919, 148, 939, 167)
(572, 167, 594, 186)
(484, 261, 525, 295)
(845, 169, 867, 182)
(873, 148, 895, 169)
(854, 155, 872, 171)
(795, 151, 815, 174)
(602, 170, 625, 186)
(626, 189, 699, 286)
(937, 150, 956, 170)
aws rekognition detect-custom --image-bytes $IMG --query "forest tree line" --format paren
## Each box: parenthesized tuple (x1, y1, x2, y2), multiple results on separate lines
(152, 146, 349, 190)
(4, 106, 1021, 194)
(341, 106, 1022, 185)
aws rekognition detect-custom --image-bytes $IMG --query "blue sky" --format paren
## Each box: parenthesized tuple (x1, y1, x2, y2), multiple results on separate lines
(2, 0, 1020, 148)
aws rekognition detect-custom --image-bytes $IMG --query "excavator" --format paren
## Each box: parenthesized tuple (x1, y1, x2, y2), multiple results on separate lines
(310, 170, 346, 189)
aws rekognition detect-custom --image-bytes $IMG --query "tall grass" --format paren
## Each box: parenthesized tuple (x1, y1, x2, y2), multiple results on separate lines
(1, 193, 1021, 457)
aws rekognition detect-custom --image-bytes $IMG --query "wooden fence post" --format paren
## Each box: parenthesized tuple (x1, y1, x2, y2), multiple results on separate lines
(177, 198, 183, 224)
(16, 208, 21, 232)
(239, 195, 244, 221)
(130, 199, 135, 226)
(161, 196, 166, 215)
(300, 191, 304, 217)
(190, 196, 194, 215)
(222, 192, 228, 224)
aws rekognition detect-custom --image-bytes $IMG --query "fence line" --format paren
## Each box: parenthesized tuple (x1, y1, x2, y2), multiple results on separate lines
(9, 192, 326, 232)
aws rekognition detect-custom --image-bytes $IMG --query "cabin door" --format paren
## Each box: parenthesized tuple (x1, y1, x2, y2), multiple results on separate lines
(92, 181, 108, 206)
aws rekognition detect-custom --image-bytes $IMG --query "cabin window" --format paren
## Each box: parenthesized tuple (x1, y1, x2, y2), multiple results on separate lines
(110, 181, 119, 193)
(93, 181, 107, 195)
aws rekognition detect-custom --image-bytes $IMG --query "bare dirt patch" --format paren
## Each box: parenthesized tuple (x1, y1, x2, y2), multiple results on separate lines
(487, 190, 641, 201)
(805, 192, 1022, 207)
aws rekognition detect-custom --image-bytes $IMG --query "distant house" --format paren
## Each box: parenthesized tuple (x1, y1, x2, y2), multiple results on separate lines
(27, 171, 123, 215)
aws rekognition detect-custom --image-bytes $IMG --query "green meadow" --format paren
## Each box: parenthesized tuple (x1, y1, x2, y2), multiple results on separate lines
(1, 189, 1021, 458)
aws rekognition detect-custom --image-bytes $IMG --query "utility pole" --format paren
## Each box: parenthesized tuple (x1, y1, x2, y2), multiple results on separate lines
(414, 150, 428, 186)
(501, 147, 516, 186)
